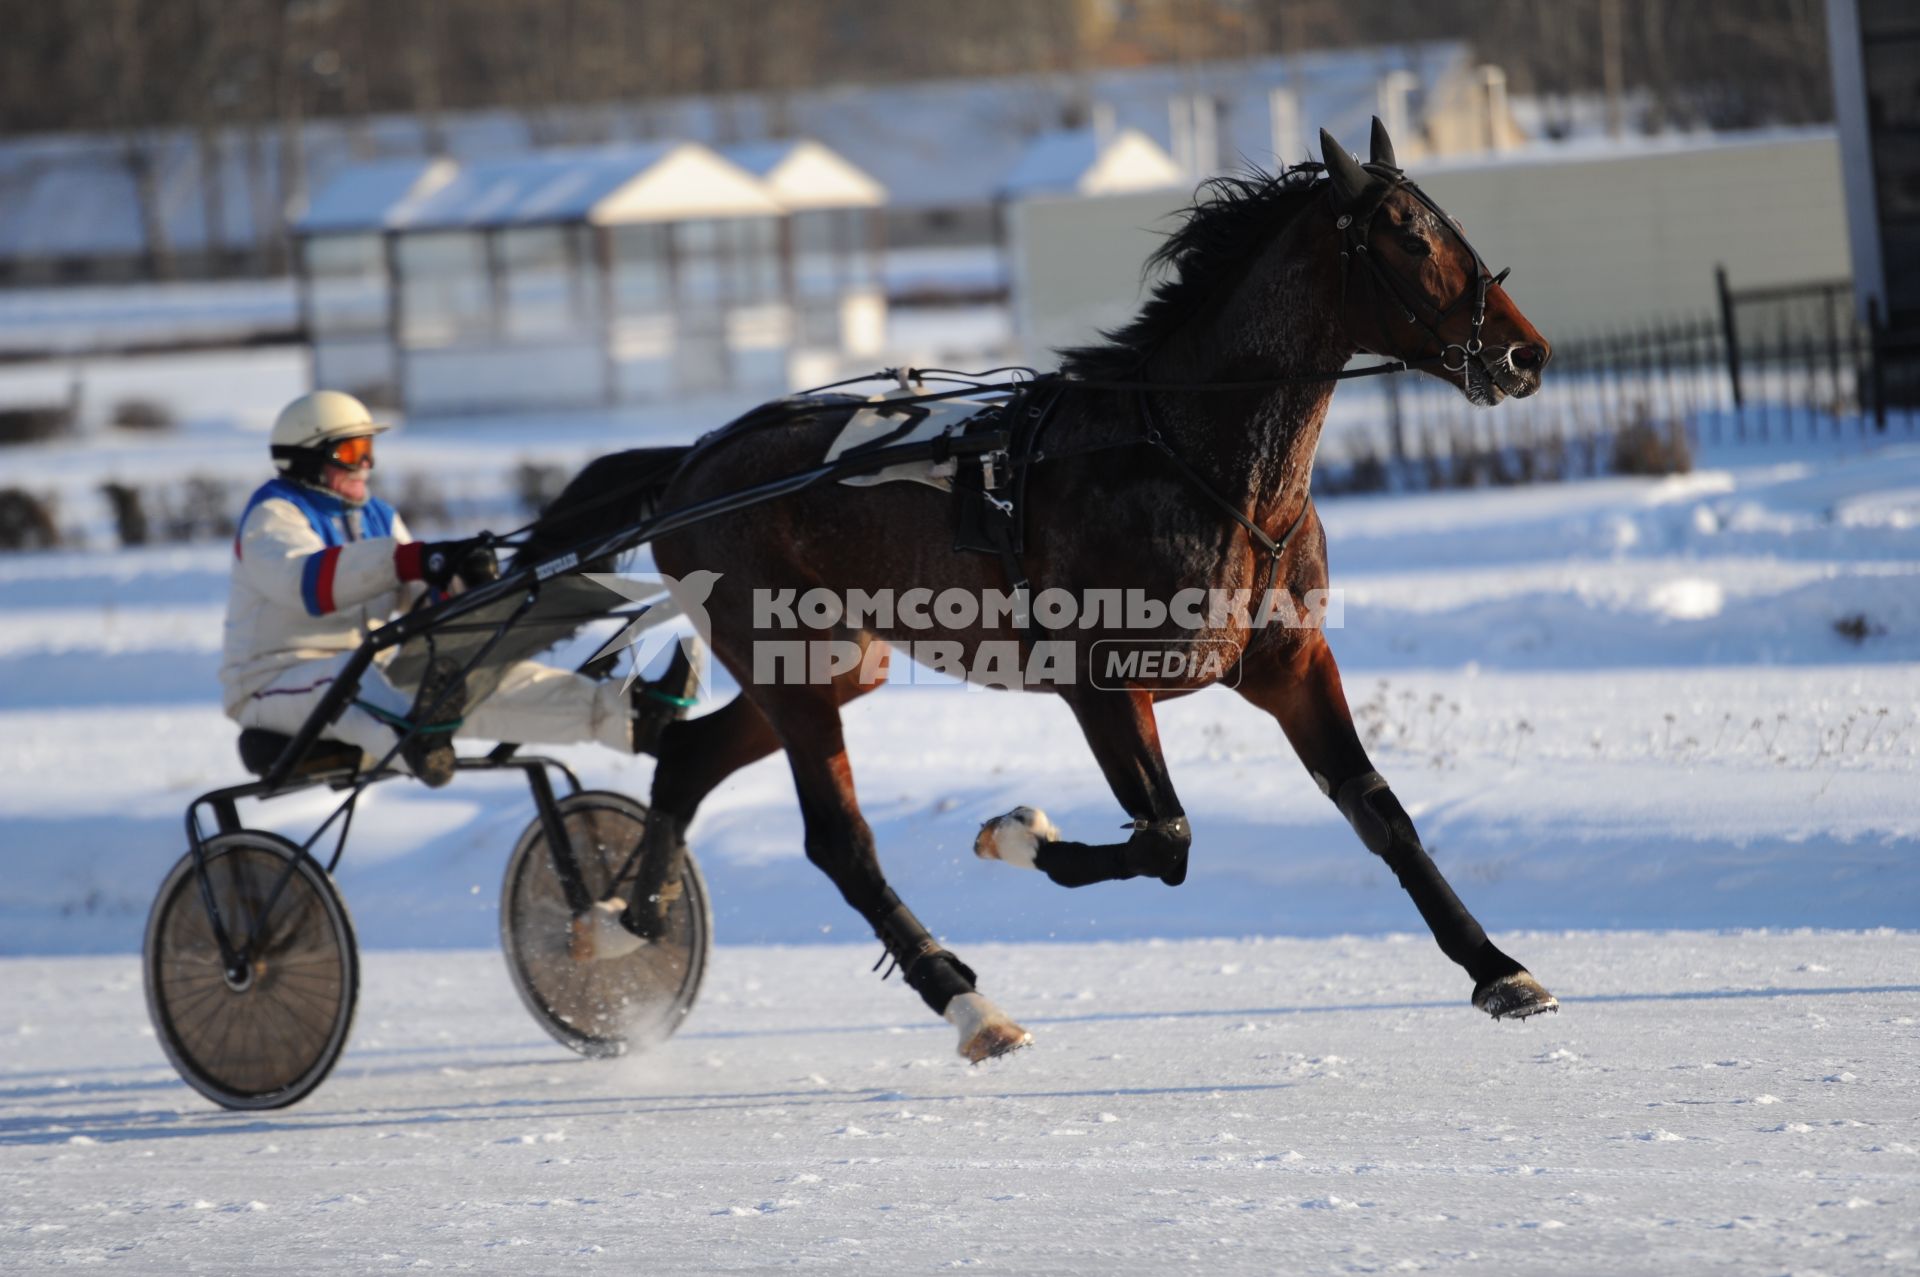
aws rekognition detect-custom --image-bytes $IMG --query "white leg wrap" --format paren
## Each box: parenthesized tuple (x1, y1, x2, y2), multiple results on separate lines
(570, 898, 649, 963)
(943, 992, 1033, 1063)
(973, 806, 1060, 871)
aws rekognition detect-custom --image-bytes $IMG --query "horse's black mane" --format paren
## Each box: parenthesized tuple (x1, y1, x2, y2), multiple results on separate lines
(1059, 161, 1330, 380)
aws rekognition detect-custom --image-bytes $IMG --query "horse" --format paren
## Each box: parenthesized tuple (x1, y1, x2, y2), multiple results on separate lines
(516, 120, 1557, 1063)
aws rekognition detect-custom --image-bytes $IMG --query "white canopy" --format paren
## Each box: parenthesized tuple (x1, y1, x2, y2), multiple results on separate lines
(295, 142, 784, 235)
(1000, 127, 1185, 199)
(292, 158, 456, 236)
(723, 140, 886, 210)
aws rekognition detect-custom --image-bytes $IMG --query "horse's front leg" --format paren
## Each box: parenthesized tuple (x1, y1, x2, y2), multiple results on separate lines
(976, 687, 1192, 888)
(1237, 635, 1556, 1019)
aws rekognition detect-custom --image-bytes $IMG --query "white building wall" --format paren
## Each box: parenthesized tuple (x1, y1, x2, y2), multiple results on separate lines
(1010, 130, 1852, 362)
(312, 337, 395, 401)
(405, 342, 607, 415)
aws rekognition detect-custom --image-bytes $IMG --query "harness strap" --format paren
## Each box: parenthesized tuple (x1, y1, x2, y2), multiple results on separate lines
(1135, 391, 1312, 599)
(1335, 168, 1511, 384)
(969, 380, 1313, 650)
(957, 384, 1062, 652)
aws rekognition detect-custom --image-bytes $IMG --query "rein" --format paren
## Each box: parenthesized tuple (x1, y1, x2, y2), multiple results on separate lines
(487, 360, 1422, 552)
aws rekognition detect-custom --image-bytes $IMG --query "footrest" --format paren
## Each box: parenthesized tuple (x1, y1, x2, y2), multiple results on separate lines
(237, 729, 364, 778)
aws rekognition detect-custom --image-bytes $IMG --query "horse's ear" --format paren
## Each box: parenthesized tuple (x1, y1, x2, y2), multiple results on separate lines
(1369, 116, 1397, 170)
(1319, 129, 1371, 208)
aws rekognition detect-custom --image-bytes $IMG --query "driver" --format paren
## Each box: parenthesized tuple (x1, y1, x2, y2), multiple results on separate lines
(220, 390, 689, 786)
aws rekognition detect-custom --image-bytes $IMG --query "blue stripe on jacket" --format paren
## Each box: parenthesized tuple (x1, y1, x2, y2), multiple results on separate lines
(236, 477, 398, 617)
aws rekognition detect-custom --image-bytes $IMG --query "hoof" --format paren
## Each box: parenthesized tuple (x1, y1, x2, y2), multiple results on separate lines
(1473, 970, 1559, 1021)
(974, 806, 1060, 871)
(944, 992, 1034, 1063)
(569, 898, 649, 963)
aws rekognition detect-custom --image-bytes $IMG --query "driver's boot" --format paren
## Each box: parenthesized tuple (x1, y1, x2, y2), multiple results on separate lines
(399, 656, 466, 788)
(631, 643, 698, 756)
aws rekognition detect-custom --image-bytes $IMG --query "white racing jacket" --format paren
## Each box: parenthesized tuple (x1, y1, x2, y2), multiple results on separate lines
(219, 478, 426, 716)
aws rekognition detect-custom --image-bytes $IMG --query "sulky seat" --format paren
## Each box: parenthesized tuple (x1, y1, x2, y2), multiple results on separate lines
(237, 729, 365, 778)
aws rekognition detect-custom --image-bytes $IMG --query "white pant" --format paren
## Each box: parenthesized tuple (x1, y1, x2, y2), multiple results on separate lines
(233, 653, 632, 771)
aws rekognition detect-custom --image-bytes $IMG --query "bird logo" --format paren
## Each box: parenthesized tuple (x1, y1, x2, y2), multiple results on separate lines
(582, 569, 721, 699)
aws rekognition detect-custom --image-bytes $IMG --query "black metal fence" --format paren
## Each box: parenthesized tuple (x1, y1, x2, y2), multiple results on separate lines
(1326, 275, 1915, 492)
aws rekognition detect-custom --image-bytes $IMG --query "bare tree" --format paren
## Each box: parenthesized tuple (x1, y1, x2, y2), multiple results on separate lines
(0, 0, 1839, 285)
(92, 0, 181, 280)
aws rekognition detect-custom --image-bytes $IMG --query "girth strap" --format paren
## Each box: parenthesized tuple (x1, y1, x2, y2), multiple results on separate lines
(954, 385, 1064, 651)
(961, 380, 1313, 646)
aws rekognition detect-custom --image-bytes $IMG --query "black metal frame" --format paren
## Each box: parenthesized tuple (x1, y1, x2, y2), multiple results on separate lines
(182, 749, 588, 985)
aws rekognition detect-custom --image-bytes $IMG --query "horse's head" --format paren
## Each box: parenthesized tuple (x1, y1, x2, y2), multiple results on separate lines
(1321, 120, 1549, 406)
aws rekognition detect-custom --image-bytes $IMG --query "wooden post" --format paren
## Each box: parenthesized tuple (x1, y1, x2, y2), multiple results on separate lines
(485, 227, 506, 343)
(384, 230, 406, 414)
(291, 233, 317, 391)
(596, 223, 618, 406)
(778, 211, 796, 311)
(664, 221, 686, 393)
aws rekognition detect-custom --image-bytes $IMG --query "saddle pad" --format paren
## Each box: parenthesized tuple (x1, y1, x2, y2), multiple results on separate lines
(824, 391, 998, 491)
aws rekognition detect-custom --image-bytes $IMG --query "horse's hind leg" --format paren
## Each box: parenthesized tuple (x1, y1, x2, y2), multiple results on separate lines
(1237, 636, 1557, 1020)
(745, 664, 1030, 1062)
(591, 696, 784, 947)
(614, 653, 886, 942)
(975, 687, 1192, 889)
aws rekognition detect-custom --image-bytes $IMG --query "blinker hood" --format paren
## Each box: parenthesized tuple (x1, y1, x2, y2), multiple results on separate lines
(1319, 116, 1406, 220)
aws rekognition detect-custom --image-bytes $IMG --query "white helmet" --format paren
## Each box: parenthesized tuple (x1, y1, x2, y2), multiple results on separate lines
(270, 390, 391, 474)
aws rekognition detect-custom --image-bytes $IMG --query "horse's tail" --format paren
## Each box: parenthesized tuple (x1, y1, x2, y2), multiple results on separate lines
(510, 445, 691, 571)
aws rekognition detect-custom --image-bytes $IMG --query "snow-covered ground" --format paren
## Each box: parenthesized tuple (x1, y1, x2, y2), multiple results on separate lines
(4, 933, 1918, 1272)
(1, 327, 1917, 1268)
(0, 280, 299, 355)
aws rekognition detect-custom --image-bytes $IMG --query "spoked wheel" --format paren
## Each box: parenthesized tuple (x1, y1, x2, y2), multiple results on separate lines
(143, 832, 359, 1110)
(500, 790, 710, 1058)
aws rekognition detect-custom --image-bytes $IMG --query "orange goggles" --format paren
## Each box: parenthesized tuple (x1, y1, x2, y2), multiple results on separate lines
(328, 435, 375, 466)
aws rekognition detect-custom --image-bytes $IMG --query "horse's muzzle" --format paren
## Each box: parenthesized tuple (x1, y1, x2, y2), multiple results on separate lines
(1493, 342, 1548, 399)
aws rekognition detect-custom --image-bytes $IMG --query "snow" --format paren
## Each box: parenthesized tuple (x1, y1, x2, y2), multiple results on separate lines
(2, 328, 1918, 1267)
(883, 249, 1007, 298)
(0, 280, 298, 355)
(998, 128, 1183, 199)
(720, 140, 887, 209)
(294, 157, 456, 236)
(4, 933, 1918, 1271)
(389, 144, 682, 230)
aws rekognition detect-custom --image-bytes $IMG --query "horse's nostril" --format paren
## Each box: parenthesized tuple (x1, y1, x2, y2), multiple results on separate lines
(1509, 343, 1544, 371)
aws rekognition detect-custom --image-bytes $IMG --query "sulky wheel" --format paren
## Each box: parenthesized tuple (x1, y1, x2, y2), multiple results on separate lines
(144, 832, 359, 1110)
(499, 790, 710, 1058)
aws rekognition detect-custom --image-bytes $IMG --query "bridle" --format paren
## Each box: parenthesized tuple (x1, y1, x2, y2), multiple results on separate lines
(1332, 164, 1514, 386)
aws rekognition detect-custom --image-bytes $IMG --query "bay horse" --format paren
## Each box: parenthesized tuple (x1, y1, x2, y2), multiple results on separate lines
(518, 120, 1557, 1062)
